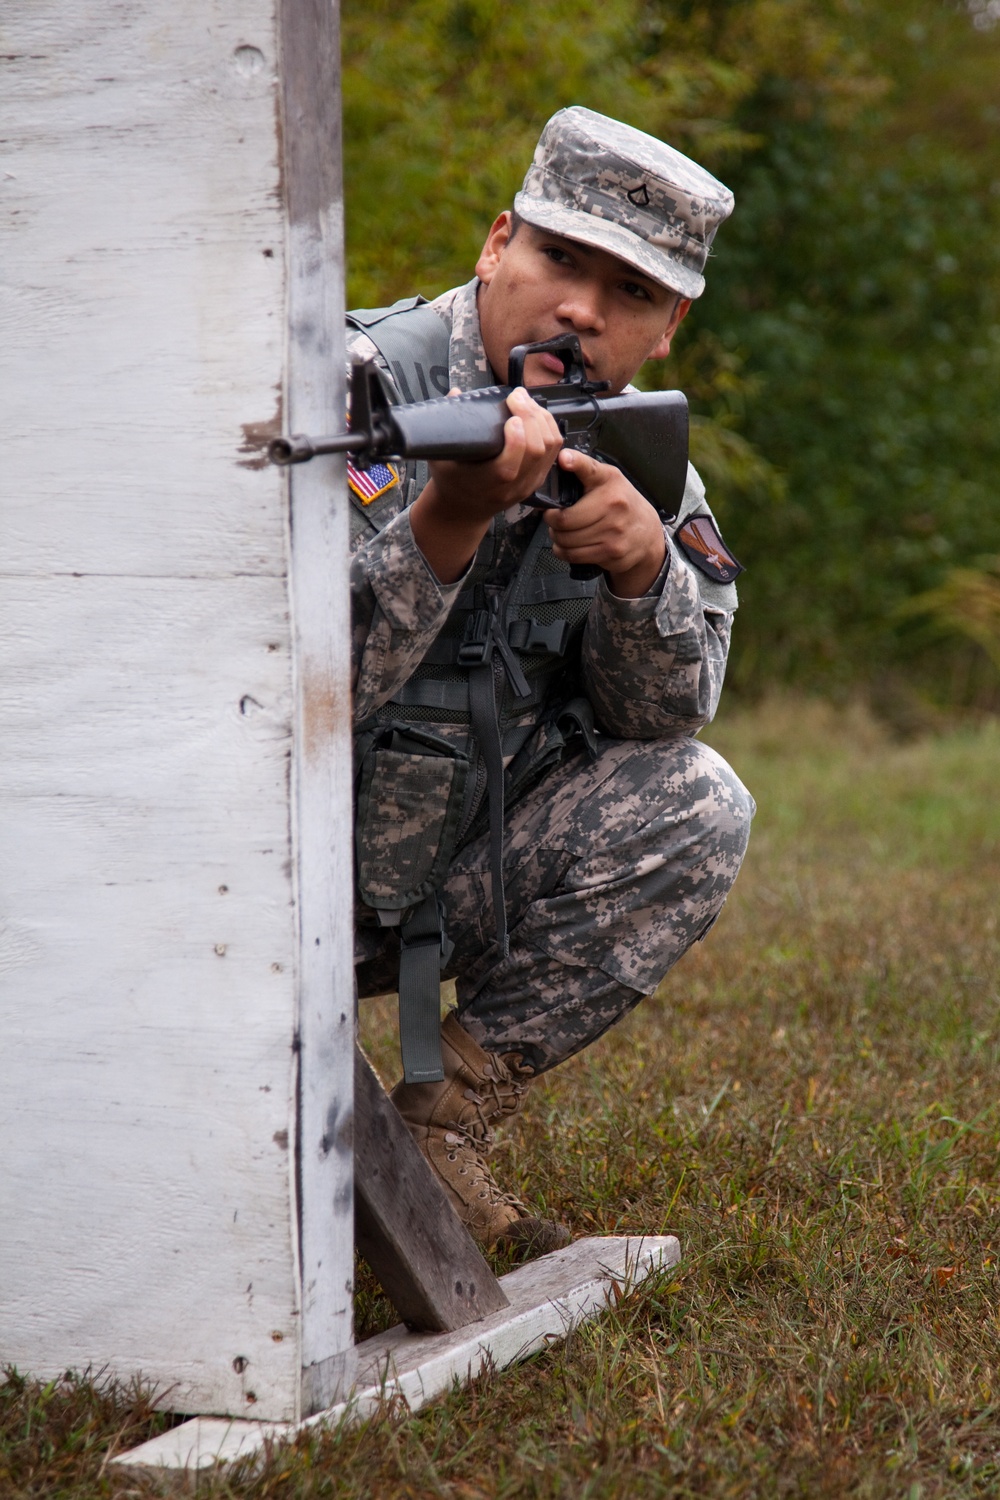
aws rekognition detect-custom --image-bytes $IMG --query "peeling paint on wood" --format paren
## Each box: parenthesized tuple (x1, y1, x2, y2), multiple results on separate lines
(239, 401, 285, 469)
(277, 0, 355, 1417)
(0, 0, 351, 1423)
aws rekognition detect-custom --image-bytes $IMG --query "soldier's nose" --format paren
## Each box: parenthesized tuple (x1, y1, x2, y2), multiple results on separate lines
(557, 297, 604, 334)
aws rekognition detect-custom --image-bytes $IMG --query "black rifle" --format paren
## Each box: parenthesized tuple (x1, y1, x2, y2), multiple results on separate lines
(269, 334, 689, 522)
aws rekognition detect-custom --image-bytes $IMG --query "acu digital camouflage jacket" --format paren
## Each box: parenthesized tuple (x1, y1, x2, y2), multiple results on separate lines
(347, 279, 739, 920)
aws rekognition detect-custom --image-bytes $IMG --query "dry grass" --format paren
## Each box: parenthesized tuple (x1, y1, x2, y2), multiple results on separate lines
(4, 698, 999, 1497)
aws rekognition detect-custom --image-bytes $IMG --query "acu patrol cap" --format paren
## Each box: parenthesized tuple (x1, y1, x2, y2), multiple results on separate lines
(514, 105, 734, 300)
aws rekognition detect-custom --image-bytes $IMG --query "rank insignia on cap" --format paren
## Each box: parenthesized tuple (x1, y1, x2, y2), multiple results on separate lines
(347, 459, 399, 504)
(675, 514, 744, 584)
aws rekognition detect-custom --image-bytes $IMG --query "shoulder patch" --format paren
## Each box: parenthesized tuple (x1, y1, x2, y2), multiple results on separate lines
(675, 514, 744, 584)
(348, 459, 399, 505)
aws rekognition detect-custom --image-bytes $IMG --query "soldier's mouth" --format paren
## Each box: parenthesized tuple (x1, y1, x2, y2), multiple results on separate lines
(537, 352, 569, 376)
(535, 349, 596, 377)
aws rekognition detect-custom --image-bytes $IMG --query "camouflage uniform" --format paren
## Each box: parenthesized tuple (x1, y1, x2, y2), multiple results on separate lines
(351, 278, 754, 1073)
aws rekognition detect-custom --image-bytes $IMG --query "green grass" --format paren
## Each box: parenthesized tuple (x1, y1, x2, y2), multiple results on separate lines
(4, 698, 999, 1497)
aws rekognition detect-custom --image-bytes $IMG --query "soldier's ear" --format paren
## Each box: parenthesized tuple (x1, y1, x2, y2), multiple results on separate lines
(476, 213, 514, 285)
(648, 296, 692, 360)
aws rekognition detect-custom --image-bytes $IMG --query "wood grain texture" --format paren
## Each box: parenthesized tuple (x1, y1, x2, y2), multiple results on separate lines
(354, 1046, 510, 1331)
(276, 0, 356, 1418)
(0, 0, 315, 1421)
(1, 2, 287, 579)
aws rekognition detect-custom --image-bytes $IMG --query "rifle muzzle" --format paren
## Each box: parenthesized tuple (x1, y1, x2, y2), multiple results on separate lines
(268, 432, 365, 465)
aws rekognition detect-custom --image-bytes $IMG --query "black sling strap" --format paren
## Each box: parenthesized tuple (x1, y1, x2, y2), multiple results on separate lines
(348, 299, 453, 1083)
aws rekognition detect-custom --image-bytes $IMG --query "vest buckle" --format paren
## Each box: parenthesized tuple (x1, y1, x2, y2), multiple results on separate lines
(508, 616, 571, 657)
(458, 609, 494, 665)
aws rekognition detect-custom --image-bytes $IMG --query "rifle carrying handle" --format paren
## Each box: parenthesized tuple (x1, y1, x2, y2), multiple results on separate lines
(507, 334, 590, 388)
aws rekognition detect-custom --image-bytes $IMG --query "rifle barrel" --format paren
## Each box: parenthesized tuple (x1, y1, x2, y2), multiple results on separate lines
(268, 431, 369, 466)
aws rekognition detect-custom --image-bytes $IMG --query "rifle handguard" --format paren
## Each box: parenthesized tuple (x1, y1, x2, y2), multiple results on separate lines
(268, 334, 689, 523)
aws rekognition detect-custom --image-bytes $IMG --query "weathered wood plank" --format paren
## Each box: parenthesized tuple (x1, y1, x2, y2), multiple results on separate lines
(1, 1, 287, 580)
(0, 0, 303, 1421)
(354, 1045, 510, 1331)
(278, 0, 356, 1418)
(0, 579, 300, 1416)
(112, 1236, 682, 1470)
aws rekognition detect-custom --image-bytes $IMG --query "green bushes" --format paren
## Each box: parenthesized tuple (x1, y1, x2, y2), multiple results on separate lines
(342, 0, 1000, 708)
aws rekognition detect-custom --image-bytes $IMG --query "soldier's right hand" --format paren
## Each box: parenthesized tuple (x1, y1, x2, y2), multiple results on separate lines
(431, 386, 563, 519)
(410, 388, 563, 583)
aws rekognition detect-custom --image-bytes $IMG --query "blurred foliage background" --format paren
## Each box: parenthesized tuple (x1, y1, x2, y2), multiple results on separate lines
(341, 0, 1000, 719)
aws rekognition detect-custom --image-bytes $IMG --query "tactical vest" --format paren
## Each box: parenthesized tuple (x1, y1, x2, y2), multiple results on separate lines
(347, 298, 600, 1082)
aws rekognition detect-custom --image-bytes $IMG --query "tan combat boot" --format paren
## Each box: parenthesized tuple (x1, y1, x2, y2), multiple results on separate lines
(389, 1010, 570, 1257)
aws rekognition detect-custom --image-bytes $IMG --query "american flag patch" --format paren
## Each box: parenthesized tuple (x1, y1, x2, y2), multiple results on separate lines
(347, 460, 398, 504)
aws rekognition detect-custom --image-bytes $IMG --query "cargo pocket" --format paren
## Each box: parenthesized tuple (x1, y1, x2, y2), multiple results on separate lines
(355, 728, 470, 911)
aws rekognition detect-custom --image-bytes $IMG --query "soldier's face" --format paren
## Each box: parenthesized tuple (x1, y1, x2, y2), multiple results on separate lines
(475, 213, 690, 393)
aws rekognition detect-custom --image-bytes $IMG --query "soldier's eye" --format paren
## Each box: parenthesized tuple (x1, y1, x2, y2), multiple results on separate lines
(542, 245, 574, 266)
(621, 281, 652, 301)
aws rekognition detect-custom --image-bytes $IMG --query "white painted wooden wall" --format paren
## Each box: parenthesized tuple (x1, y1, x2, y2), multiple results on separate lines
(0, 0, 353, 1421)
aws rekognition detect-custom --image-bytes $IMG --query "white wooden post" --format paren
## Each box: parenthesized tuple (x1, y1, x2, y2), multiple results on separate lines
(279, 0, 356, 1416)
(0, 0, 352, 1422)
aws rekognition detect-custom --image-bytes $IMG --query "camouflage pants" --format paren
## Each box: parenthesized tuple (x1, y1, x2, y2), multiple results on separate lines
(355, 734, 754, 1074)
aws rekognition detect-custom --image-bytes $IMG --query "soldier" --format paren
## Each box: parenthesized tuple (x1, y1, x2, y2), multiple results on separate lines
(349, 106, 754, 1256)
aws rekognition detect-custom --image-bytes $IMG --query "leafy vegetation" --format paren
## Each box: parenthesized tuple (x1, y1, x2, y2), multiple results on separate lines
(5, 699, 999, 1495)
(342, 0, 1000, 709)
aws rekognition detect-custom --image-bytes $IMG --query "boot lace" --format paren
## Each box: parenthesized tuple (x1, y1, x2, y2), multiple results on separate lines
(441, 1058, 532, 1210)
(451, 1062, 530, 1147)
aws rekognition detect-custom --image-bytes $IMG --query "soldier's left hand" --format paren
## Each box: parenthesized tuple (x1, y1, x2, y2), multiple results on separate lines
(545, 448, 667, 598)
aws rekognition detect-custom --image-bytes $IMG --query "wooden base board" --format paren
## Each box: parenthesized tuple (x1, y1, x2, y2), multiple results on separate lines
(114, 1235, 680, 1471)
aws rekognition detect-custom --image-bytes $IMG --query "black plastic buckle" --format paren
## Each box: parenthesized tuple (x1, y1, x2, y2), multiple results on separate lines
(508, 617, 571, 657)
(457, 609, 494, 665)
